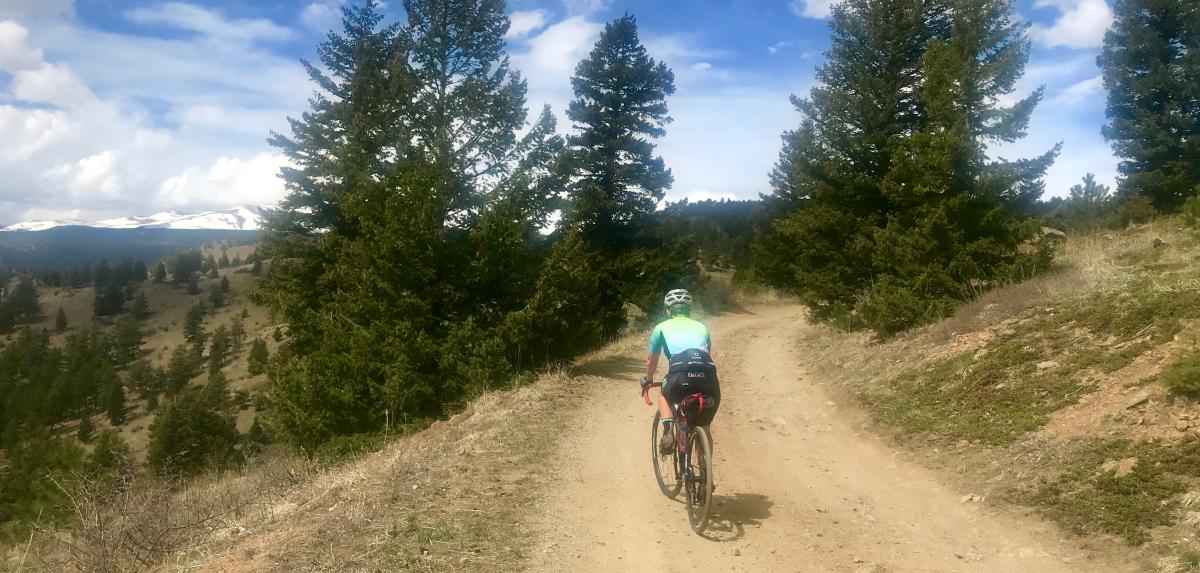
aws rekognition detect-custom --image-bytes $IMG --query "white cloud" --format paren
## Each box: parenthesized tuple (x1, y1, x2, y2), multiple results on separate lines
(518, 16, 602, 75)
(44, 150, 123, 200)
(507, 10, 549, 39)
(300, 0, 345, 33)
(1031, 0, 1113, 49)
(126, 2, 294, 43)
(1053, 75, 1104, 105)
(0, 18, 296, 223)
(157, 153, 289, 209)
(691, 62, 713, 71)
(0, 20, 45, 70)
(790, 0, 833, 19)
(12, 62, 94, 106)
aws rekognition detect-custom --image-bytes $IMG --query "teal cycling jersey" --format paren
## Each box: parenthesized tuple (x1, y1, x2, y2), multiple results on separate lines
(648, 316, 711, 359)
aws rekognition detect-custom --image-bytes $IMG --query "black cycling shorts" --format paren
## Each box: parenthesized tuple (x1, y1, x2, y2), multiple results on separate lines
(663, 367, 720, 426)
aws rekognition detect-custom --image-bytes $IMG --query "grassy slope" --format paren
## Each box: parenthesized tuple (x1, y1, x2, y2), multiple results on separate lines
(800, 217, 1200, 569)
(11, 243, 279, 460)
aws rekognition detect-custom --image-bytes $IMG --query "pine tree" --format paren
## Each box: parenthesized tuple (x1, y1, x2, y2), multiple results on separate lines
(111, 316, 143, 366)
(1061, 173, 1113, 229)
(131, 291, 150, 320)
(77, 415, 94, 443)
(147, 388, 239, 478)
(183, 302, 207, 350)
(862, 0, 1057, 334)
(186, 277, 200, 295)
(7, 275, 40, 321)
(260, 0, 567, 449)
(153, 261, 168, 283)
(166, 344, 199, 393)
(218, 252, 231, 268)
(55, 307, 68, 332)
(220, 276, 231, 293)
(247, 337, 269, 376)
(208, 283, 225, 309)
(208, 324, 230, 375)
(752, 0, 950, 317)
(563, 14, 676, 246)
(230, 315, 246, 354)
(250, 258, 263, 276)
(101, 371, 126, 426)
(1100, 0, 1200, 212)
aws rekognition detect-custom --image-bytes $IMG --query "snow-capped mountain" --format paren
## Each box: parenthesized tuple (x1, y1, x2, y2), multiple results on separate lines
(2, 206, 269, 232)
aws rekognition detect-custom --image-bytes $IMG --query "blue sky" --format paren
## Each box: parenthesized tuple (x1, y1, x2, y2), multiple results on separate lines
(0, 0, 1114, 224)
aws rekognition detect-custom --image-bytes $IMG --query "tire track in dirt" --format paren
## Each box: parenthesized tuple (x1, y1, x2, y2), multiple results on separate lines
(526, 304, 1127, 573)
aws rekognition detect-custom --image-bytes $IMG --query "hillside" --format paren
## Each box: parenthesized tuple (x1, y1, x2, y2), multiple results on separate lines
(800, 217, 1200, 568)
(33, 218, 1189, 573)
(0, 227, 260, 269)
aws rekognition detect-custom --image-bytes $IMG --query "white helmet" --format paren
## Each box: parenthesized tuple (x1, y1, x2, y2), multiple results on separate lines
(664, 289, 693, 312)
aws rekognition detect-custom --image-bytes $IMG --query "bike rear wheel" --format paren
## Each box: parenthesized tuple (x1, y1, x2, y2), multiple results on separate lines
(684, 426, 714, 533)
(651, 411, 682, 498)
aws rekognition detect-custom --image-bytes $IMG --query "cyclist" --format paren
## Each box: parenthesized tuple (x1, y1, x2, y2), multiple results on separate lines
(641, 288, 720, 455)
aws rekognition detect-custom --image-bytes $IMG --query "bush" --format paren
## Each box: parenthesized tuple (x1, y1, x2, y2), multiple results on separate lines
(1182, 189, 1200, 229)
(1115, 194, 1158, 227)
(853, 276, 956, 337)
(147, 389, 240, 478)
(1162, 348, 1200, 397)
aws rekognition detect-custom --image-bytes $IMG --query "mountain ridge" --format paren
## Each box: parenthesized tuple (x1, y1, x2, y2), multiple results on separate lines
(2, 205, 270, 232)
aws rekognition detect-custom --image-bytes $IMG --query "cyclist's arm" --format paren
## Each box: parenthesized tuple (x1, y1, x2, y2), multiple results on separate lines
(645, 352, 660, 383)
(646, 323, 665, 382)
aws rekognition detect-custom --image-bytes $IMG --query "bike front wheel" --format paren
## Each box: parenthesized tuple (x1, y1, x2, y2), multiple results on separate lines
(651, 411, 682, 498)
(684, 426, 714, 533)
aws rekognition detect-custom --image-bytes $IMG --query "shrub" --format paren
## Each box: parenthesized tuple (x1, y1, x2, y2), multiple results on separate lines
(1114, 194, 1158, 227)
(1182, 189, 1200, 229)
(1162, 348, 1200, 397)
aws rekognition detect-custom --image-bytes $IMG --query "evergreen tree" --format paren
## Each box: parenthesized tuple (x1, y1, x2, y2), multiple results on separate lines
(183, 302, 208, 350)
(218, 252, 231, 268)
(208, 324, 231, 375)
(261, 0, 566, 449)
(1060, 173, 1113, 229)
(173, 250, 203, 283)
(88, 429, 133, 478)
(752, 0, 950, 318)
(1100, 0, 1200, 211)
(861, 0, 1057, 334)
(153, 261, 168, 283)
(247, 337, 269, 376)
(186, 277, 201, 295)
(55, 306, 68, 332)
(166, 344, 200, 393)
(77, 415, 94, 443)
(220, 275, 231, 293)
(563, 14, 675, 246)
(250, 258, 263, 276)
(111, 316, 144, 366)
(208, 267, 219, 279)
(208, 283, 225, 309)
(7, 275, 40, 321)
(132, 291, 150, 320)
(230, 315, 246, 354)
(101, 369, 126, 426)
(232, 254, 243, 267)
(147, 388, 239, 478)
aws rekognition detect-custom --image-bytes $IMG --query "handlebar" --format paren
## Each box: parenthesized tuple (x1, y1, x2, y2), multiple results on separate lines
(640, 377, 662, 406)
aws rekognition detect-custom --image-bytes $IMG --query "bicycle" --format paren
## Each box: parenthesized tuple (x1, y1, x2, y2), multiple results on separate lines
(641, 378, 714, 534)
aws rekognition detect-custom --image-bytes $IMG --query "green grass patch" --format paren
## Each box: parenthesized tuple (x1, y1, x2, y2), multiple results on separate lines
(1018, 438, 1200, 545)
(861, 340, 1088, 445)
(1161, 347, 1200, 397)
(863, 271, 1200, 445)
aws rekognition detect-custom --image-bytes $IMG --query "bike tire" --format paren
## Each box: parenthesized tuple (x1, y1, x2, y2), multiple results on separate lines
(651, 411, 682, 498)
(685, 426, 714, 534)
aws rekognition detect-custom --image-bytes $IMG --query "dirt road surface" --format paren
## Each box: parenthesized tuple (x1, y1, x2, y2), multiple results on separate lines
(527, 304, 1126, 573)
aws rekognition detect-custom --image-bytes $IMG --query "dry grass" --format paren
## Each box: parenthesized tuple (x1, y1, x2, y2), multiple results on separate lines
(792, 216, 1200, 559)
(1, 335, 642, 573)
